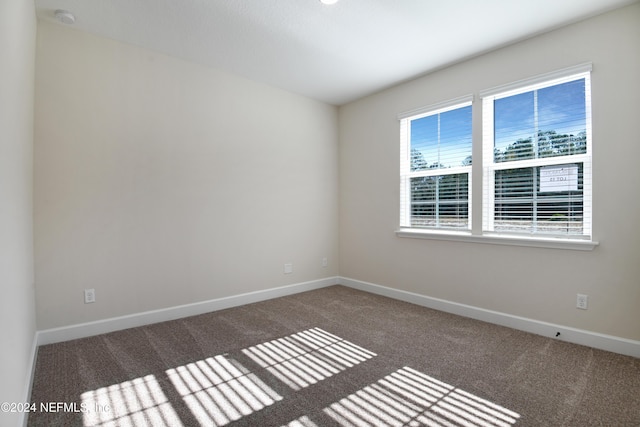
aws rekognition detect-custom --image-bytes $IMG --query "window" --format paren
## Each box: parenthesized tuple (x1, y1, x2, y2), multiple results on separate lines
(399, 97, 473, 230)
(398, 64, 595, 248)
(482, 67, 592, 239)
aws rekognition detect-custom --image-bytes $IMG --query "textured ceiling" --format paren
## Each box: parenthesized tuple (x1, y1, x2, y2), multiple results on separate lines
(34, 0, 637, 105)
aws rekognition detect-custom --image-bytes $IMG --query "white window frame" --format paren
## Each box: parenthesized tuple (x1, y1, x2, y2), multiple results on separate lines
(482, 65, 592, 240)
(399, 96, 473, 232)
(397, 64, 598, 250)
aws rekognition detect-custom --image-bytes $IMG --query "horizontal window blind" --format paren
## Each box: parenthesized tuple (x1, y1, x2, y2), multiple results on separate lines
(400, 100, 472, 230)
(482, 70, 592, 238)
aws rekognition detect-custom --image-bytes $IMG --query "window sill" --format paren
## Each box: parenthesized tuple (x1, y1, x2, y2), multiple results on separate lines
(395, 228, 598, 251)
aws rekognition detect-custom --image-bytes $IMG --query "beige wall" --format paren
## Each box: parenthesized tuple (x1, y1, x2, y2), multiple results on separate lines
(35, 21, 339, 329)
(33, 4, 640, 343)
(339, 4, 640, 341)
(0, 0, 37, 423)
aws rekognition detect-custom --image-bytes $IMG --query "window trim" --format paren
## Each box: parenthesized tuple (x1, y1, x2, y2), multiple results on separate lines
(478, 63, 592, 99)
(398, 94, 474, 120)
(399, 96, 474, 231)
(482, 67, 592, 240)
(397, 63, 597, 250)
(395, 228, 599, 251)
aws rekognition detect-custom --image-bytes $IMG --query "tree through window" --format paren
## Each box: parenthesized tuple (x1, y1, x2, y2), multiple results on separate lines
(400, 99, 472, 230)
(482, 68, 592, 238)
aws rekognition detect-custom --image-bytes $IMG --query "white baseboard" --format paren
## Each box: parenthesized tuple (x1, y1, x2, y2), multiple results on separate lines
(34, 274, 640, 356)
(338, 276, 640, 359)
(37, 277, 339, 346)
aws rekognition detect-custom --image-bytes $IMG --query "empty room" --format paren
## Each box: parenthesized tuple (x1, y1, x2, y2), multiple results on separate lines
(2, 0, 639, 426)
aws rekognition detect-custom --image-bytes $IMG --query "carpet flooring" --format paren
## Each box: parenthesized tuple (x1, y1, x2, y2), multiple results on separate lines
(28, 285, 640, 426)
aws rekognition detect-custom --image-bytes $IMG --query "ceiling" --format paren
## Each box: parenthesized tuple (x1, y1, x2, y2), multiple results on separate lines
(34, 0, 637, 105)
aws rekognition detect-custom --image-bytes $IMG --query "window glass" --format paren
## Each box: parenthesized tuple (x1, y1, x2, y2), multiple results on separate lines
(400, 102, 472, 230)
(483, 72, 591, 238)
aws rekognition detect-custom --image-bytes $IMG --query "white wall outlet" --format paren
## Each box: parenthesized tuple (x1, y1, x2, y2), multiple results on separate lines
(84, 288, 96, 304)
(322, 257, 328, 267)
(284, 263, 293, 274)
(576, 293, 588, 310)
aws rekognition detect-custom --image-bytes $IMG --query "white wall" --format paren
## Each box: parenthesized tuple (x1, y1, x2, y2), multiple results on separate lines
(35, 21, 338, 329)
(339, 4, 640, 341)
(0, 0, 37, 425)
(31, 3, 640, 344)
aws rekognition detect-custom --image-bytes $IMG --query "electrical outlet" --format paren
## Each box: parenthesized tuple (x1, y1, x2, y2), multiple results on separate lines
(284, 263, 293, 274)
(576, 293, 588, 310)
(322, 257, 328, 268)
(84, 288, 96, 304)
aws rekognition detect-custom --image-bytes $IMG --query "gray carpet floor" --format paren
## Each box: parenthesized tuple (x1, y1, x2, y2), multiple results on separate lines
(28, 285, 640, 426)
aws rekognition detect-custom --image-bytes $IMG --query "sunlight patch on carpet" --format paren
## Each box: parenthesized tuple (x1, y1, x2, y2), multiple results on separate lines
(81, 374, 182, 427)
(243, 327, 377, 390)
(323, 367, 520, 427)
(166, 354, 282, 427)
(282, 415, 320, 426)
(81, 327, 378, 426)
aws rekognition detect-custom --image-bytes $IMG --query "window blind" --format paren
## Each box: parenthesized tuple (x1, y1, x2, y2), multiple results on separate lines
(482, 70, 592, 238)
(400, 100, 472, 230)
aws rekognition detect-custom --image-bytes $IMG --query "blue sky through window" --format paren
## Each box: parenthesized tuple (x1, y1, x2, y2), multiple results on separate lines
(494, 78, 586, 153)
(410, 105, 472, 169)
(408, 78, 585, 169)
